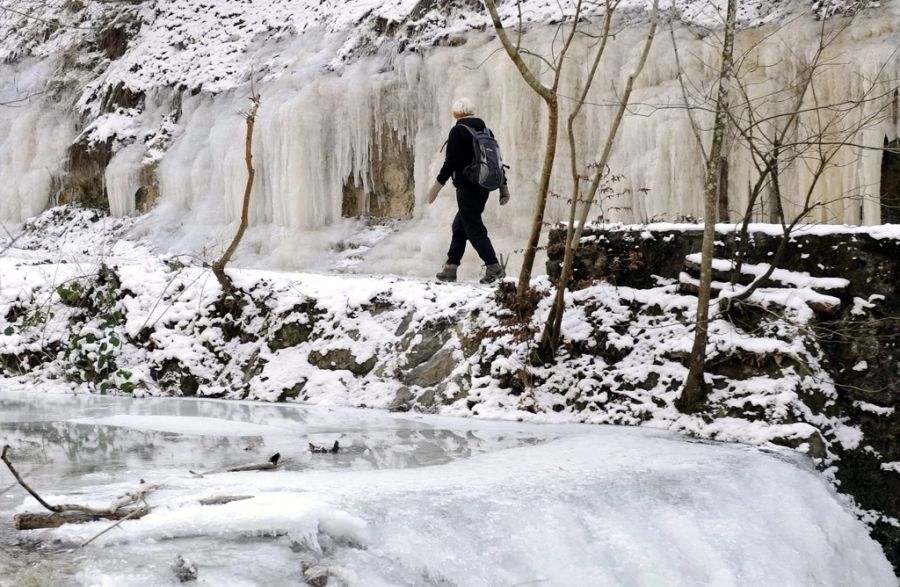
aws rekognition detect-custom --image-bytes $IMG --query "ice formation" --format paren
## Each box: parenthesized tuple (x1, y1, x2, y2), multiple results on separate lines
(0, 60, 75, 223)
(0, 1, 898, 276)
(0, 387, 896, 585)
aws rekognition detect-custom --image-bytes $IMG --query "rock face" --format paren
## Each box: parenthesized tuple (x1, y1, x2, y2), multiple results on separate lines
(8, 0, 897, 237)
(269, 321, 314, 351)
(402, 346, 456, 388)
(59, 139, 114, 210)
(546, 227, 699, 288)
(387, 386, 414, 412)
(308, 348, 376, 377)
(400, 323, 451, 370)
(342, 125, 414, 219)
(151, 359, 200, 396)
(135, 161, 161, 213)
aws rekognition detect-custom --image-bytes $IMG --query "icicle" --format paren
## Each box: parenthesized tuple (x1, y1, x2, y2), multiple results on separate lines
(105, 144, 144, 217)
(0, 61, 73, 224)
(2, 11, 899, 271)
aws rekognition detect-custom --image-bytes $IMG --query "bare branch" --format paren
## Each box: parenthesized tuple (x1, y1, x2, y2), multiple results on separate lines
(484, 0, 554, 103)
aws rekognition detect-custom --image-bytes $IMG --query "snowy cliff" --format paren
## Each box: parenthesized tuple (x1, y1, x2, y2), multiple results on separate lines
(1, 0, 898, 278)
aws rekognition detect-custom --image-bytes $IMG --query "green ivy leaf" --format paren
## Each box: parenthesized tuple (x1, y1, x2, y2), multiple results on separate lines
(3, 326, 13, 336)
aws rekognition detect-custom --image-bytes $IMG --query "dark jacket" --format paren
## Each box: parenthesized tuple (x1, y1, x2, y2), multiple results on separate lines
(437, 117, 493, 188)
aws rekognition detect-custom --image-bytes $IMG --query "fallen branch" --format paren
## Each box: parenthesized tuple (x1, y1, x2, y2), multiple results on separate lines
(109, 483, 160, 512)
(15, 508, 149, 530)
(3, 445, 157, 529)
(190, 453, 280, 477)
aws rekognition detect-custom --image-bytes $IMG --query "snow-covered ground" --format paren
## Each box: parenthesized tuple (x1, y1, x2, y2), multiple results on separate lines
(3, 205, 899, 559)
(0, 386, 895, 586)
(0, 208, 865, 454)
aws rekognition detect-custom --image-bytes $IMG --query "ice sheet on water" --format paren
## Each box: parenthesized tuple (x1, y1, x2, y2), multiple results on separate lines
(0, 387, 557, 479)
(0, 390, 894, 586)
(69, 415, 296, 437)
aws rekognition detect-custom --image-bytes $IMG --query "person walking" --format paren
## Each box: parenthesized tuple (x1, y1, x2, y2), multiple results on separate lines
(427, 98, 509, 284)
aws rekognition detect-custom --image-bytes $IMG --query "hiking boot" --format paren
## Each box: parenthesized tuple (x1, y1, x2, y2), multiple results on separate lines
(436, 263, 459, 282)
(480, 263, 504, 284)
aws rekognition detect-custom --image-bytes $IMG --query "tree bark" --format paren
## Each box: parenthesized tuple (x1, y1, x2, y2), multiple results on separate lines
(517, 99, 559, 295)
(212, 94, 261, 295)
(717, 156, 729, 222)
(15, 509, 148, 530)
(676, 0, 737, 413)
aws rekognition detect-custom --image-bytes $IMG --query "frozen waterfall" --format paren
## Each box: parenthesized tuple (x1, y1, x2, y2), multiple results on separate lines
(1, 8, 899, 277)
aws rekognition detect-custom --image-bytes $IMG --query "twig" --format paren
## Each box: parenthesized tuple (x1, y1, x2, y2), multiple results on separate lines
(0, 462, 45, 497)
(80, 505, 148, 548)
(3, 445, 158, 526)
(2, 445, 59, 513)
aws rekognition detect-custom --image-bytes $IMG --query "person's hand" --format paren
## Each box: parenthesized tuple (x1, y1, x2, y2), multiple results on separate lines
(499, 185, 510, 206)
(427, 181, 443, 204)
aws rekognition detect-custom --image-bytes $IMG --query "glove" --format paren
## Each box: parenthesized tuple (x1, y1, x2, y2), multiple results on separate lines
(499, 185, 510, 206)
(427, 181, 443, 204)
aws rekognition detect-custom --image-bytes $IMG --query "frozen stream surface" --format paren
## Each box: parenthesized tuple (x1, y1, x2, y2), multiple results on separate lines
(0, 386, 894, 586)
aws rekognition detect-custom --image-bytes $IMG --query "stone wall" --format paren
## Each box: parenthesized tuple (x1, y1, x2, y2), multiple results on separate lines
(548, 224, 900, 568)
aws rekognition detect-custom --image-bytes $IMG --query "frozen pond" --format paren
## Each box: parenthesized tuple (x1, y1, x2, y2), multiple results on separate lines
(0, 386, 894, 586)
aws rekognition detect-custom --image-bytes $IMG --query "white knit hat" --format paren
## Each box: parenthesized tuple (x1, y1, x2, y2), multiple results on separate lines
(451, 97, 475, 118)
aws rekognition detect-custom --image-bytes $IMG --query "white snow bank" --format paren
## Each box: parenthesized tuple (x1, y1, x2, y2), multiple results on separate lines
(855, 401, 895, 416)
(685, 253, 850, 289)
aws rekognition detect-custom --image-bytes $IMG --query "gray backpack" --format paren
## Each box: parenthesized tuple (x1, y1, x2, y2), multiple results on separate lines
(460, 125, 507, 192)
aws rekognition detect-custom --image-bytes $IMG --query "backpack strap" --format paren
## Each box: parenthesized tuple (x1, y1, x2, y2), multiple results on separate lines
(459, 124, 491, 137)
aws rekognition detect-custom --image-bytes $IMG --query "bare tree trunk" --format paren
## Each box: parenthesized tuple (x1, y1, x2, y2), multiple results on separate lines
(717, 156, 729, 222)
(484, 0, 583, 298)
(537, 3, 618, 358)
(676, 0, 736, 413)
(537, 1, 659, 359)
(212, 93, 261, 296)
(518, 99, 559, 294)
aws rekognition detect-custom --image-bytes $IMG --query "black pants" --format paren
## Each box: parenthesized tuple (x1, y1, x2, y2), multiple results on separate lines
(446, 184, 498, 266)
